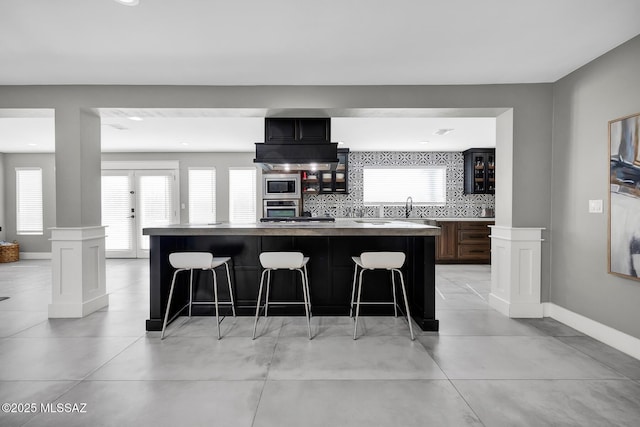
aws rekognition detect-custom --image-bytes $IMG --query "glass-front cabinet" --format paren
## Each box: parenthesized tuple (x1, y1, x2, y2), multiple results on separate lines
(463, 148, 495, 194)
(302, 148, 349, 194)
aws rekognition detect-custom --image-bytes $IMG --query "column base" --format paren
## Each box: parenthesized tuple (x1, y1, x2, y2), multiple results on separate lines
(489, 226, 544, 319)
(49, 226, 108, 318)
(489, 293, 544, 318)
(48, 294, 109, 318)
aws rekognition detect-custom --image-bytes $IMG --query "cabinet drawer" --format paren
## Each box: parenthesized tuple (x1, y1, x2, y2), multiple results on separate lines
(458, 244, 491, 260)
(458, 229, 490, 244)
(458, 221, 493, 230)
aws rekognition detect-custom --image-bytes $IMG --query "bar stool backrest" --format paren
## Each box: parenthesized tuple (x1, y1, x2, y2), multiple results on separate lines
(169, 252, 214, 269)
(260, 252, 304, 269)
(360, 252, 405, 269)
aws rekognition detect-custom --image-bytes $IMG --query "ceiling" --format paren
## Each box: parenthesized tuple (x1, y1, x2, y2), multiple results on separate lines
(1, 0, 639, 85)
(1, 1, 638, 153)
(0, 109, 496, 153)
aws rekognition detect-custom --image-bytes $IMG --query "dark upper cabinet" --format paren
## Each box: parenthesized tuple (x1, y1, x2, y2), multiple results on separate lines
(265, 118, 331, 143)
(463, 148, 495, 194)
(301, 148, 349, 194)
(265, 118, 296, 142)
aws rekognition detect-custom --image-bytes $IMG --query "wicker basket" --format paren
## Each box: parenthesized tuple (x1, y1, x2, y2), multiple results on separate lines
(0, 243, 19, 263)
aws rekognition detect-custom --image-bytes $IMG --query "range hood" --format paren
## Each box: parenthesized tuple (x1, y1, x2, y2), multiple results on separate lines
(254, 118, 339, 171)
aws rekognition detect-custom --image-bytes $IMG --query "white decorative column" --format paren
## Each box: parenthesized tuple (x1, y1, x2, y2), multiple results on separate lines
(489, 226, 544, 318)
(48, 226, 108, 317)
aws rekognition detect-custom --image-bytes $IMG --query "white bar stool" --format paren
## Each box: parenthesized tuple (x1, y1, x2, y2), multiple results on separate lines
(161, 252, 235, 340)
(350, 252, 414, 340)
(253, 252, 312, 339)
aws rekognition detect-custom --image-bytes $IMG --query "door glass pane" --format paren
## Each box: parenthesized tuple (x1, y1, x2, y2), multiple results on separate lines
(101, 174, 133, 252)
(138, 175, 173, 250)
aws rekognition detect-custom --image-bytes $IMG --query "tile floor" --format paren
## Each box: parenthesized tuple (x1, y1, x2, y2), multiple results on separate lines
(1, 259, 640, 426)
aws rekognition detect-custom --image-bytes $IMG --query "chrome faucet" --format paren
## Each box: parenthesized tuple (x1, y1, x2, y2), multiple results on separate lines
(405, 196, 413, 218)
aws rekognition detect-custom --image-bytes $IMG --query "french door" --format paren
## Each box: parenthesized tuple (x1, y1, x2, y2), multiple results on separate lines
(102, 169, 179, 258)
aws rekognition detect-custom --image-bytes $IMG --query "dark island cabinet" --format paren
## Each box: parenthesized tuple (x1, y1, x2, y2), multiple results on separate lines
(265, 118, 331, 143)
(146, 233, 438, 332)
(463, 148, 495, 194)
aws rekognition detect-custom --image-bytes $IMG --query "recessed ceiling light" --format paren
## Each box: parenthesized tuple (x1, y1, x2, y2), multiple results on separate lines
(114, 0, 139, 6)
(128, 116, 143, 121)
(180, 142, 189, 146)
(433, 129, 454, 136)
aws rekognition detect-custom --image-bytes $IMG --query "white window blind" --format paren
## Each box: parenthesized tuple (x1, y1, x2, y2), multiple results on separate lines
(16, 168, 44, 235)
(138, 174, 174, 250)
(101, 174, 133, 252)
(229, 168, 257, 223)
(363, 167, 446, 205)
(188, 168, 216, 224)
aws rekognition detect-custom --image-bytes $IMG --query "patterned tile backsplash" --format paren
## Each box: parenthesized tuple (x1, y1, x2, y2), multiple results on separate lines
(302, 151, 495, 218)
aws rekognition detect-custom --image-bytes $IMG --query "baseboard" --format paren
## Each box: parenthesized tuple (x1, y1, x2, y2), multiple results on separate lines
(19, 252, 52, 259)
(48, 294, 109, 318)
(544, 302, 640, 361)
(490, 293, 544, 318)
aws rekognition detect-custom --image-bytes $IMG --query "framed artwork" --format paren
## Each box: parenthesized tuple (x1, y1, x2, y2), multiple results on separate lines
(609, 112, 640, 281)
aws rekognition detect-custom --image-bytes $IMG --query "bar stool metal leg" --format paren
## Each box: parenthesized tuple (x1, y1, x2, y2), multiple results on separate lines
(303, 264, 312, 317)
(395, 268, 415, 340)
(252, 269, 269, 339)
(353, 268, 366, 340)
(264, 270, 271, 318)
(349, 263, 359, 318)
(161, 269, 182, 340)
(224, 261, 236, 317)
(298, 268, 312, 339)
(188, 269, 194, 317)
(212, 269, 220, 340)
(391, 270, 398, 317)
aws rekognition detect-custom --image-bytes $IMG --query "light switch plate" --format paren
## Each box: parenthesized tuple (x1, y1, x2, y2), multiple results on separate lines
(588, 199, 603, 213)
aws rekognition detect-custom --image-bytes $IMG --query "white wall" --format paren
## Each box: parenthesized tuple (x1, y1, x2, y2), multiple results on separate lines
(551, 35, 640, 338)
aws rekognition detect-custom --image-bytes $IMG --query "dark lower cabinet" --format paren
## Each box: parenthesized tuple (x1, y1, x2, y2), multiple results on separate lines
(435, 221, 493, 264)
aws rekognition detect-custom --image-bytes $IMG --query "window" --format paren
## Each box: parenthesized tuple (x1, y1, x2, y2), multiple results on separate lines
(16, 168, 44, 235)
(229, 168, 257, 223)
(101, 173, 133, 252)
(363, 167, 446, 205)
(188, 168, 216, 224)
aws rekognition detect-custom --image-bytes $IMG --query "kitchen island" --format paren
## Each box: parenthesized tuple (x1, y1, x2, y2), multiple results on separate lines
(143, 219, 441, 331)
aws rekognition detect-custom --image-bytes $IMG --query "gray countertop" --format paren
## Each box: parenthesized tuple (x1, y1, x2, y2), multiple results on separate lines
(143, 218, 441, 237)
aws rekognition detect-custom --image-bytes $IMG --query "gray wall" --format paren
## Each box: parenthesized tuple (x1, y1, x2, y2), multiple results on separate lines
(102, 152, 258, 223)
(0, 83, 554, 297)
(0, 153, 5, 241)
(551, 35, 640, 338)
(2, 153, 56, 252)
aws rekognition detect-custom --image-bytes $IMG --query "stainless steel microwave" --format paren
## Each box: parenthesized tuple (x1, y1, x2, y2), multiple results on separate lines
(263, 173, 301, 199)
